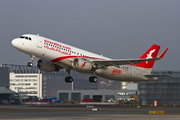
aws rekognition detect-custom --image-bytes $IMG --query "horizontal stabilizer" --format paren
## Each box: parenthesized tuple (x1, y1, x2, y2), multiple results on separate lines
(143, 74, 173, 78)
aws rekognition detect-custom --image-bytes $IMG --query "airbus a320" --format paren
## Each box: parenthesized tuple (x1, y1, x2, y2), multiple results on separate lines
(11, 34, 172, 83)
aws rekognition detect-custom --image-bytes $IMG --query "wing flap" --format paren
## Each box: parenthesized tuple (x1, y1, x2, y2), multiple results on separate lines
(143, 74, 173, 78)
(92, 57, 160, 67)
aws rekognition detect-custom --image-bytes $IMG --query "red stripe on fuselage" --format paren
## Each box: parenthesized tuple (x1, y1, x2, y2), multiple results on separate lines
(50, 56, 106, 62)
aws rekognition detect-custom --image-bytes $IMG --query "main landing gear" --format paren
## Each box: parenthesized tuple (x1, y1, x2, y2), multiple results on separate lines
(89, 71, 98, 83)
(65, 69, 73, 83)
(27, 55, 35, 67)
(89, 76, 98, 83)
(65, 76, 73, 83)
(64, 69, 98, 83)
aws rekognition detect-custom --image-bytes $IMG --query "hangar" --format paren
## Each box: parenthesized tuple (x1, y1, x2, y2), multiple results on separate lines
(57, 90, 137, 102)
(0, 87, 19, 104)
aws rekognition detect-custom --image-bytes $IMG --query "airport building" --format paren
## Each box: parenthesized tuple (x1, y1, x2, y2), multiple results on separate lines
(9, 72, 42, 98)
(1, 64, 43, 98)
(138, 71, 180, 105)
(1, 64, 180, 106)
(0, 67, 9, 88)
(1, 64, 68, 98)
(0, 67, 19, 104)
(1, 64, 123, 98)
(57, 90, 137, 102)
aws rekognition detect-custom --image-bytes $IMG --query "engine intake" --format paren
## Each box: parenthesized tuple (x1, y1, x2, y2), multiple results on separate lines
(37, 59, 59, 72)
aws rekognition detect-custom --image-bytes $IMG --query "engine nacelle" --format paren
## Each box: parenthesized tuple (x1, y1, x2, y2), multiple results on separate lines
(72, 58, 92, 72)
(37, 59, 59, 72)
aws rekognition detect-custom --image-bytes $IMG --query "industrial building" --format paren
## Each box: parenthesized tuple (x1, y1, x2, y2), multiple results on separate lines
(138, 71, 180, 105)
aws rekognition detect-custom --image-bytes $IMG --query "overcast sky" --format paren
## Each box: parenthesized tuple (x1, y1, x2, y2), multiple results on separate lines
(0, 0, 179, 70)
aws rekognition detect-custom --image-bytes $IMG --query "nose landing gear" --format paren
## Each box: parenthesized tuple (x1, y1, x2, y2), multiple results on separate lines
(27, 55, 35, 67)
(27, 62, 33, 67)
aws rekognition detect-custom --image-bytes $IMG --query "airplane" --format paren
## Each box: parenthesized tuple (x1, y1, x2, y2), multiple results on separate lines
(11, 34, 172, 83)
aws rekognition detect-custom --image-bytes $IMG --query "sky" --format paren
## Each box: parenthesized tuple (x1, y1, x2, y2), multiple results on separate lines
(0, 0, 179, 70)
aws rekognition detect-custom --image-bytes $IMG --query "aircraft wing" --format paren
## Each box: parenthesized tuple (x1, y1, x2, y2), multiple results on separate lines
(91, 48, 168, 68)
(92, 57, 160, 67)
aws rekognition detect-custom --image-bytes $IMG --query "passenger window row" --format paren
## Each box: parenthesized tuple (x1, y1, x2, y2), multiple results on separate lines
(44, 42, 94, 60)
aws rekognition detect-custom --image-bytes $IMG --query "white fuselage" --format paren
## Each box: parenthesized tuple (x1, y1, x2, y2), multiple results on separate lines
(12, 34, 155, 82)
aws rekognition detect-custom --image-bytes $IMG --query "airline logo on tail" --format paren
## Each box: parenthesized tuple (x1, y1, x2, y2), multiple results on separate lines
(136, 44, 160, 69)
(146, 49, 155, 64)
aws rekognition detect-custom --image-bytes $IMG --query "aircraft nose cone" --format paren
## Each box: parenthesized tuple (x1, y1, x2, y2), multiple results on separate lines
(11, 39, 18, 48)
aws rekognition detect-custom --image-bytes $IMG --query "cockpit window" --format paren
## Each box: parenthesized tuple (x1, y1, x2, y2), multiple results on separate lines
(20, 36, 32, 41)
(20, 36, 25, 38)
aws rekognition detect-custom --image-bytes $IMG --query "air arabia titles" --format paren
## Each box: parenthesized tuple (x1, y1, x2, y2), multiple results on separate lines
(44, 40, 71, 55)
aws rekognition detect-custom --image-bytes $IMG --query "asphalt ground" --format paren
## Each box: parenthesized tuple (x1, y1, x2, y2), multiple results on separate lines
(0, 104, 180, 120)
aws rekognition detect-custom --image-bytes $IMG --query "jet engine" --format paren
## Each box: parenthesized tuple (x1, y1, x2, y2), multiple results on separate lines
(72, 58, 92, 72)
(37, 59, 59, 72)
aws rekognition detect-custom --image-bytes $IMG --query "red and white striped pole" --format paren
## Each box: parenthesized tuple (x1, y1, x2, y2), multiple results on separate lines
(153, 101, 158, 106)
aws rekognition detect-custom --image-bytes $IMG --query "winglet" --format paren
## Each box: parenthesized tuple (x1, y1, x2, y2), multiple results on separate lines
(158, 48, 168, 58)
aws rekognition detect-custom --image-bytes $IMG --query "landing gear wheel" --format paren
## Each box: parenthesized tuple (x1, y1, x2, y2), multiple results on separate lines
(27, 62, 33, 67)
(89, 76, 93, 82)
(65, 69, 73, 83)
(65, 77, 69, 82)
(89, 76, 98, 83)
(93, 77, 98, 82)
(65, 76, 73, 83)
(27, 55, 35, 67)
(69, 77, 73, 82)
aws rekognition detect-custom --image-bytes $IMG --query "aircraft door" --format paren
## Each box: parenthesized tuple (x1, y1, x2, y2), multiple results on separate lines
(37, 35, 43, 48)
(132, 67, 137, 78)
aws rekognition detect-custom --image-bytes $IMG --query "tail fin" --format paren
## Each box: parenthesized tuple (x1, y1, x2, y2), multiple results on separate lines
(136, 44, 160, 73)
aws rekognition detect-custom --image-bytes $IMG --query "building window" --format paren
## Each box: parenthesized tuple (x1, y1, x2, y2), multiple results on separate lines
(15, 75, 38, 78)
(118, 92, 126, 95)
(26, 87, 37, 89)
(15, 87, 23, 89)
